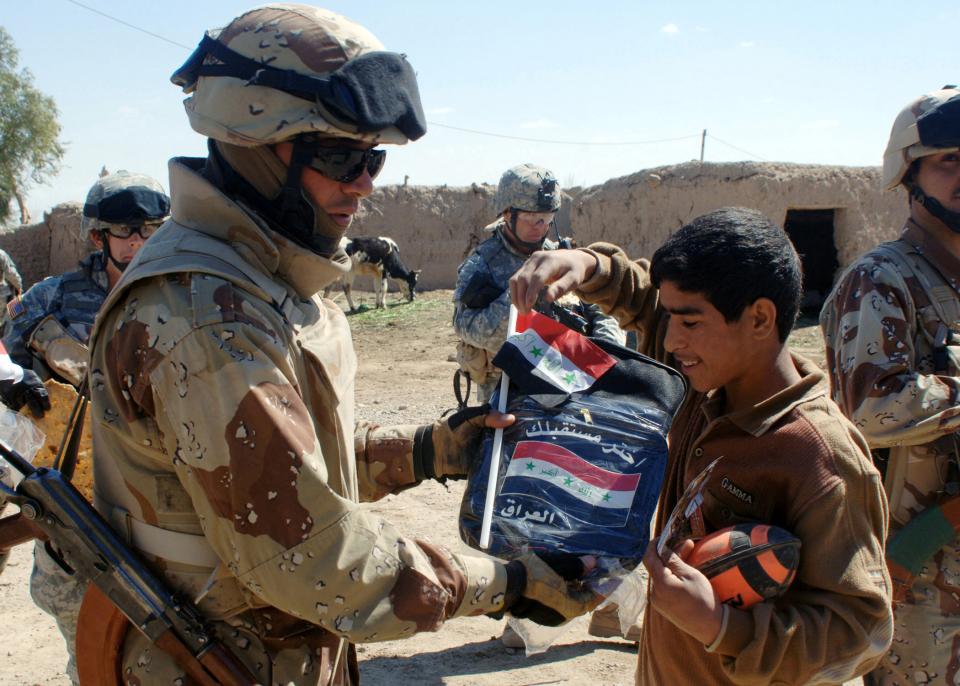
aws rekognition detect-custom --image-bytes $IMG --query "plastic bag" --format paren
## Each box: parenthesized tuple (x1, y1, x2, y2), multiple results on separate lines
(0, 409, 46, 489)
(460, 392, 670, 564)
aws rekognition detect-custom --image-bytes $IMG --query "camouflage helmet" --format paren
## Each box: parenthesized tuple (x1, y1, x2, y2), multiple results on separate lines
(494, 164, 561, 216)
(170, 4, 426, 147)
(882, 86, 960, 190)
(81, 171, 170, 239)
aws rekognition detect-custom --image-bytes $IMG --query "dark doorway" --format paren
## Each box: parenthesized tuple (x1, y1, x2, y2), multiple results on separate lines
(783, 209, 839, 312)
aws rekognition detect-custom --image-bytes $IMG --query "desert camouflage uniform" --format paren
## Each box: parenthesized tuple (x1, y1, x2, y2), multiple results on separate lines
(1, 252, 108, 685)
(86, 158, 510, 685)
(0, 248, 22, 309)
(821, 220, 960, 685)
(453, 222, 625, 402)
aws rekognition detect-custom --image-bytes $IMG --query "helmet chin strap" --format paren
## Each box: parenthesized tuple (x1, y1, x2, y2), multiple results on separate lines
(911, 184, 960, 234)
(505, 209, 547, 254)
(100, 235, 130, 273)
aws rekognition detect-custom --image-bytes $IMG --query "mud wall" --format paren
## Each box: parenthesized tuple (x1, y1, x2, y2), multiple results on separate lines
(0, 203, 90, 291)
(353, 162, 906, 290)
(3, 162, 907, 293)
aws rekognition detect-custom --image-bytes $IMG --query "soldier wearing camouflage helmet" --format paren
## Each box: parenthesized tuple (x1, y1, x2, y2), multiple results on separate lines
(820, 86, 960, 685)
(3, 170, 170, 385)
(453, 163, 624, 406)
(83, 7, 599, 685)
(0, 169, 168, 685)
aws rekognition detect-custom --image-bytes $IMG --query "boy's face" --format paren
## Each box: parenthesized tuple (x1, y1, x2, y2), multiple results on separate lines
(659, 280, 756, 394)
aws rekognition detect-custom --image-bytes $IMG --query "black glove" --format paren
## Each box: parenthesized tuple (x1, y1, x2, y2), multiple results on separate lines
(0, 369, 50, 417)
(496, 553, 601, 627)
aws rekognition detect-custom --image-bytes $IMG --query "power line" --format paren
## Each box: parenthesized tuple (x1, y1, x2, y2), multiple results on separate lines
(706, 133, 770, 162)
(59, 0, 771, 161)
(427, 122, 702, 147)
(63, 0, 193, 50)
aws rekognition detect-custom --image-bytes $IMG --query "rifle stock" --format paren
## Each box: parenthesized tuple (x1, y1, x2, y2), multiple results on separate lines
(0, 442, 256, 685)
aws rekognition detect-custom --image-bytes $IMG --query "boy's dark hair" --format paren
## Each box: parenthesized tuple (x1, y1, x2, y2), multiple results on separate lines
(650, 207, 802, 342)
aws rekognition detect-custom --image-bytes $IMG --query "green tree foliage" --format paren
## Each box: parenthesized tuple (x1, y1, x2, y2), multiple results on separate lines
(0, 26, 64, 225)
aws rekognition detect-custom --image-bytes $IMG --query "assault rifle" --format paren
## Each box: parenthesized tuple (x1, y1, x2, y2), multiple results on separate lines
(0, 442, 255, 685)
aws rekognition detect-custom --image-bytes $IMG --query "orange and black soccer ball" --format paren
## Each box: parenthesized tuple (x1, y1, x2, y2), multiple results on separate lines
(687, 523, 801, 609)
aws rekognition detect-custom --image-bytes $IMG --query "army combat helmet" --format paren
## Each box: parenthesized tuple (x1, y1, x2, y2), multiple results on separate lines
(883, 85, 960, 232)
(492, 163, 561, 252)
(81, 171, 170, 272)
(170, 4, 426, 256)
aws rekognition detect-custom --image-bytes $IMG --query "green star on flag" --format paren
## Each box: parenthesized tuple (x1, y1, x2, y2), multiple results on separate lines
(525, 461, 536, 471)
(563, 476, 574, 486)
(602, 493, 612, 502)
(563, 372, 576, 385)
(530, 346, 544, 358)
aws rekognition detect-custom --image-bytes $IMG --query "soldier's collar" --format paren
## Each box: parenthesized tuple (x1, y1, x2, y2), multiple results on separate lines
(902, 219, 960, 291)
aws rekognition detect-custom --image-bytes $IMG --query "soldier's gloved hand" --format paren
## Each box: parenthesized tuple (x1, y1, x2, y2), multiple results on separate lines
(412, 405, 514, 481)
(0, 370, 50, 418)
(498, 553, 602, 626)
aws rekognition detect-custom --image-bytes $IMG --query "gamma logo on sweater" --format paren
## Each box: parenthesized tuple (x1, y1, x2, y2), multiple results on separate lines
(720, 477, 754, 504)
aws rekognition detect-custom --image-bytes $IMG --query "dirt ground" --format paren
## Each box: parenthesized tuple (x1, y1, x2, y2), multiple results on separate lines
(0, 290, 844, 686)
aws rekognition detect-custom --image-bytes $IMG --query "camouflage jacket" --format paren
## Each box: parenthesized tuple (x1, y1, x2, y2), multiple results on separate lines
(87, 158, 508, 685)
(820, 220, 960, 526)
(2, 252, 107, 376)
(0, 248, 22, 300)
(453, 223, 625, 354)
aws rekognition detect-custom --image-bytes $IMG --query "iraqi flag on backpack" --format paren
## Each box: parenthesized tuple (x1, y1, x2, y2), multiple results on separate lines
(492, 310, 616, 397)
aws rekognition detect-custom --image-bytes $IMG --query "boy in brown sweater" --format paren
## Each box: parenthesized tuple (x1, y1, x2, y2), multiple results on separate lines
(510, 207, 893, 685)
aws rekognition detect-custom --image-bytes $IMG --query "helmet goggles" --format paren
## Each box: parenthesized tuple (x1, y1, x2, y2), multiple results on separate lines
(917, 93, 960, 150)
(100, 220, 164, 240)
(173, 34, 427, 141)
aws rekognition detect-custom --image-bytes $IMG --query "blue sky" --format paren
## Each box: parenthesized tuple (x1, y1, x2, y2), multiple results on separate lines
(3, 0, 958, 220)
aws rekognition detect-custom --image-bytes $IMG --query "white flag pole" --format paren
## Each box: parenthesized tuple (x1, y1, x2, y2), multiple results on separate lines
(479, 304, 518, 549)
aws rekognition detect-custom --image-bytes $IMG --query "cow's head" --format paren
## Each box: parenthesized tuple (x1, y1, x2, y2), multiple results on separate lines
(400, 269, 421, 301)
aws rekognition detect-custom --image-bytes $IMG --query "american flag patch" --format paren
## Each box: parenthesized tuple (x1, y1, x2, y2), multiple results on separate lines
(6, 296, 24, 320)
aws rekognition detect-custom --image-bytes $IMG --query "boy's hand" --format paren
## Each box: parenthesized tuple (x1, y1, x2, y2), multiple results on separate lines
(643, 539, 724, 645)
(509, 249, 597, 314)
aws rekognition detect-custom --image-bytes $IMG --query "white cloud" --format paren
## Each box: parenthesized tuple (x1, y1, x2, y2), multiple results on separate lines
(426, 106, 455, 115)
(518, 118, 559, 130)
(738, 40, 756, 48)
(660, 23, 679, 35)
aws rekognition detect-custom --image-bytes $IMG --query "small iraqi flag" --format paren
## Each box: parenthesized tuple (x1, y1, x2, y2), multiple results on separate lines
(501, 440, 642, 528)
(492, 310, 616, 397)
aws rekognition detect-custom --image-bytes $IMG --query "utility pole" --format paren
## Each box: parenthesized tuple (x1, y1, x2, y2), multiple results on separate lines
(700, 129, 707, 162)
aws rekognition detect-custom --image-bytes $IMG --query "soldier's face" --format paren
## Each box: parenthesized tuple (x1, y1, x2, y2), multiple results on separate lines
(513, 211, 554, 243)
(275, 140, 375, 228)
(916, 151, 960, 213)
(106, 232, 145, 265)
(659, 280, 755, 395)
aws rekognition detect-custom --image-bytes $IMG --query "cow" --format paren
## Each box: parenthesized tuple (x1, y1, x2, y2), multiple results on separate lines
(324, 236, 421, 312)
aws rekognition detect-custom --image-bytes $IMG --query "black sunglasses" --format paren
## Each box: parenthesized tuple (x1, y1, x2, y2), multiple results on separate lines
(306, 147, 387, 184)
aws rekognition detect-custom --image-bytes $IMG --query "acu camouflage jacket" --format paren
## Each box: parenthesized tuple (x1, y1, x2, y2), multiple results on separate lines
(87, 158, 508, 685)
(820, 220, 960, 526)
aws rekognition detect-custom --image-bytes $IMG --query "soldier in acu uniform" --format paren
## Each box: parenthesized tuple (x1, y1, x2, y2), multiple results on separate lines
(820, 86, 960, 685)
(3, 170, 170, 385)
(454, 164, 625, 405)
(3, 171, 170, 685)
(84, 6, 599, 685)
